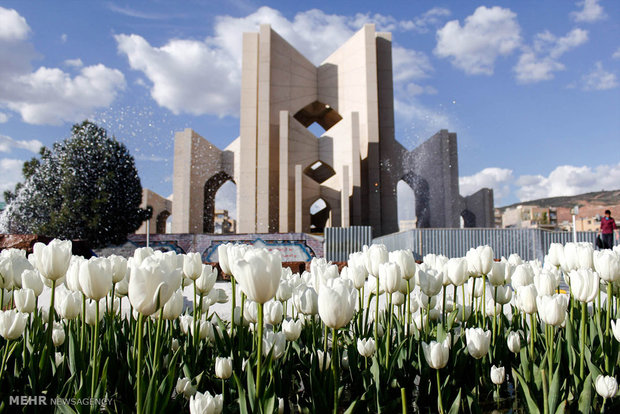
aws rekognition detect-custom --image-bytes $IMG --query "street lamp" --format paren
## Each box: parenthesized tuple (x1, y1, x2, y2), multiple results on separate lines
(570, 205, 579, 243)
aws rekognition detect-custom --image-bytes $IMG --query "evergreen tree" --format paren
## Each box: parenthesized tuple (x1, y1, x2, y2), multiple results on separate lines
(0, 121, 148, 247)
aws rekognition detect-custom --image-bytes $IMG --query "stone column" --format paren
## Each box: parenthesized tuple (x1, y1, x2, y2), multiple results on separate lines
(295, 164, 302, 233)
(341, 165, 350, 227)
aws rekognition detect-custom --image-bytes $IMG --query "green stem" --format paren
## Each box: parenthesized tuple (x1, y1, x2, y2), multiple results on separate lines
(401, 387, 407, 414)
(0, 288, 3, 310)
(529, 314, 535, 361)
(332, 327, 339, 414)
(81, 293, 86, 352)
(48, 279, 56, 345)
(136, 313, 144, 414)
(256, 302, 264, 400)
(406, 281, 411, 337)
(154, 307, 164, 370)
(442, 286, 447, 330)
(606, 282, 612, 337)
(0, 340, 10, 379)
(193, 280, 198, 351)
(436, 369, 444, 414)
(91, 299, 99, 399)
(471, 278, 476, 322)
(493, 286, 497, 346)
(542, 369, 549, 414)
(231, 276, 236, 331)
(462, 284, 467, 327)
(482, 274, 487, 329)
(580, 301, 586, 379)
(386, 297, 393, 369)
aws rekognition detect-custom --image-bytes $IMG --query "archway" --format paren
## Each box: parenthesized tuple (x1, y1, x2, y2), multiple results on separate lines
(400, 172, 430, 228)
(214, 181, 237, 234)
(309, 198, 331, 233)
(293, 101, 342, 133)
(156, 210, 171, 234)
(304, 160, 336, 184)
(461, 210, 476, 228)
(203, 172, 234, 233)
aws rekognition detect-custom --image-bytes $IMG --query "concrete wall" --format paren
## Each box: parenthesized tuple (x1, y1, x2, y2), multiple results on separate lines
(136, 189, 172, 234)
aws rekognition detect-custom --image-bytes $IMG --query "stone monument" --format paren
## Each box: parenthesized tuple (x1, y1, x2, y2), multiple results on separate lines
(138, 24, 494, 237)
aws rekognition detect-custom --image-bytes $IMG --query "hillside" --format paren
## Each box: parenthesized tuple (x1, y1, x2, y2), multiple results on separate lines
(498, 189, 620, 211)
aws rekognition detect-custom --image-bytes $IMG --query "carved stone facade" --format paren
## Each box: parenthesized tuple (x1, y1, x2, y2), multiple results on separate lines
(140, 24, 494, 236)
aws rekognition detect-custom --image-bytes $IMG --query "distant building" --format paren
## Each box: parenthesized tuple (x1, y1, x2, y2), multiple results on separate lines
(398, 219, 417, 231)
(214, 209, 236, 234)
(500, 205, 558, 230)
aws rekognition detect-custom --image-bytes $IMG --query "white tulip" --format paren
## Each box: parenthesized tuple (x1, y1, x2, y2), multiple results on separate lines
(282, 319, 302, 341)
(417, 268, 442, 297)
(466, 245, 494, 276)
(389, 250, 416, 280)
(570, 269, 599, 303)
(595, 375, 618, 399)
(0, 248, 33, 289)
(611, 319, 620, 343)
(295, 286, 318, 316)
(32, 239, 72, 281)
(516, 285, 538, 314)
(162, 290, 184, 320)
(21, 269, 43, 296)
(364, 244, 388, 276)
(379, 262, 402, 294)
(14, 288, 36, 313)
(65, 256, 84, 293)
(547, 243, 563, 267)
(55, 352, 64, 367)
(232, 248, 282, 304)
(85, 299, 105, 325)
(340, 265, 367, 290)
(52, 322, 65, 347)
(264, 300, 283, 325)
(534, 271, 559, 296)
(494, 285, 513, 305)
(511, 264, 534, 289)
(176, 377, 197, 399)
(507, 331, 521, 354)
(262, 330, 286, 359)
(183, 253, 203, 281)
(54, 286, 82, 320)
(357, 338, 376, 357)
(447, 257, 468, 286)
(79, 257, 113, 301)
(109, 255, 128, 283)
(422, 337, 450, 369)
(536, 294, 569, 327)
(0, 309, 28, 340)
(491, 365, 505, 385)
(465, 328, 491, 359)
(133, 247, 154, 266)
(593, 250, 620, 283)
(315, 350, 331, 371)
(507, 254, 523, 266)
(129, 255, 180, 316)
(318, 278, 357, 329)
(276, 279, 293, 302)
(215, 357, 233, 379)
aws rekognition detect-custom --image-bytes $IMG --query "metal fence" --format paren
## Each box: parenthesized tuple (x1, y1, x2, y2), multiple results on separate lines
(371, 228, 601, 261)
(324, 226, 373, 261)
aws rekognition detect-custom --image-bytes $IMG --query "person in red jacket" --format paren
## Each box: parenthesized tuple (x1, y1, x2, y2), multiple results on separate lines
(599, 209, 619, 249)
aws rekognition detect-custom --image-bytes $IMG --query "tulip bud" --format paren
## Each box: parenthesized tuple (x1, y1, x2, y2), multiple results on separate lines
(79, 257, 113, 301)
(262, 330, 286, 359)
(295, 286, 318, 316)
(516, 285, 538, 314)
(417, 268, 443, 297)
(55, 352, 64, 367)
(466, 245, 494, 276)
(215, 357, 233, 379)
(507, 331, 521, 354)
(318, 279, 357, 329)
(171, 338, 180, 352)
(21, 269, 43, 296)
(389, 250, 416, 281)
(315, 350, 331, 371)
(52, 322, 65, 347)
(570, 268, 599, 303)
(593, 250, 620, 283)
(611, 319, 620, 343)
(232, 248, 282, 304)
(511, 264, 534, 289)
(264, 300, 284, 326)
(491, 365, 505, 385)
(183, 253, 203, 281)
(547, 243, 563, 267)
(595, 375, 618, 399)
(379, 262, 402, 294)
(162, 290, 184, 320)
(32, 239, 72, 281)
(536, 294, 569, 327)
(447, 257, 468, 286)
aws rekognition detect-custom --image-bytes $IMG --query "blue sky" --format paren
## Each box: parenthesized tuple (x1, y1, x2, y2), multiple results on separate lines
(0, 0, 618, 219)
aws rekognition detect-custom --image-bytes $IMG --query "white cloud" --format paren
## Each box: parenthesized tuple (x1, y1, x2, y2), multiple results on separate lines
(514, 28, 588, 83)
(571, 0, 606, 23)
(0, 134, 42, 153)
(0, 112, 9, 123)
(0, 7, 29, 41)
(434, 6, 521, 75)
(0, 7, 126, 125)
(516, 162, 620, 201)
(580, 61, 618, 90)
(60, 33, 67, 43)
(0, 158, 24, 200)
(406, 83, 437, 96)
(64, 58, 83, 68)
(116, 6, 436, 117)
(613, 47, 620, 59)
(459, 168, 514, 203)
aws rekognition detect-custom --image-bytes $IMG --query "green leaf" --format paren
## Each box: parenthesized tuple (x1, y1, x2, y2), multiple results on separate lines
(578, 373, 592, 413)
(447, 388, 461, 414)
(512, 367, 541, 414)
(548, 360, 561, 414)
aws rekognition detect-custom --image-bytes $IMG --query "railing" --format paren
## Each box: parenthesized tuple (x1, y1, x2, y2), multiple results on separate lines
(371, 228, 600, 261)
(324, 226, 373, 262)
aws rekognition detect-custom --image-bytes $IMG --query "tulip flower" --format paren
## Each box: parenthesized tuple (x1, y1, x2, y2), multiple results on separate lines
(65, 256, 84, 293)
(389, 250, 416, 280)
(466, 246, 494, 276)
(318, 279, 357, 330)
(611, 319, 620, 343)
(547, 243, 563, 267)
(108, 254, 128, 284)
(0, 309, 28, 340)
(507, 331, 521, 354)
(516, 285, 538, 314)
(54, 287, 82, 320)
(295, 286, 318, 316)
(417, 268, 442, 297)
(232, 248, 281, 305)
(534, 271, 559, 296)
(55, 352, 64, 368)
(488, 262, 509, 286)
(215, 357, 233, 379)
(378, 262, 401, 295)
(79, 257, 113, 301)
(276, 279, 293, 302)
(183, 253, 203, 281)
(85, 299, 105, 325)
(422, 337, 450, 369)
(0, 248, 33, 289)
(52, 322, 65, 347)
(491, 365, 505, 385)
(465, 328, 491, 359)
(511, 264, 535, 289)
(129, 255, 180, 316)
(32, 239, 72, 282)
(364, 244, 388, 277)
(315, 350, 331, 371)
(447, 257, 468, 286)
(282, 319, 302, 341)
(357, 338, 376, 358)
(264, 300, 284, 325)
(536, 294, 569, 327)
(196, 265, 217, 295)
(14, 288, 36, 313)
(570, 269, 599, 303)
(262, 330, 286, 359)
(190, 391, 223, 414)
(21, 269, 43, 296)
(595, 375, 618, 400)
(176, 377, 197, 399)
(162, 290, 183, 320)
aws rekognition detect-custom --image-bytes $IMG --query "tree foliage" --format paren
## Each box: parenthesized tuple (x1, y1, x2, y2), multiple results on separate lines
(1, 121, 148, 247)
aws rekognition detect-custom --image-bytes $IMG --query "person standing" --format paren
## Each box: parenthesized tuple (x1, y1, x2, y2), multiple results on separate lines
(600, 209, 619, 249)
